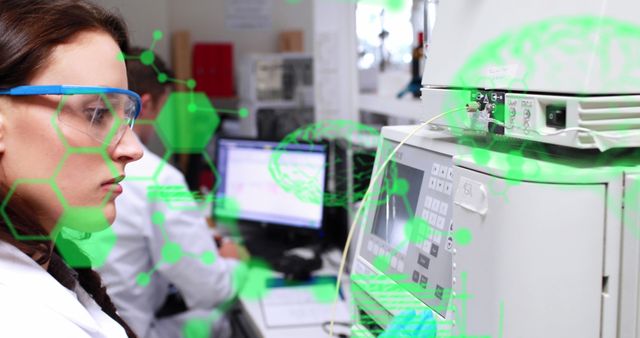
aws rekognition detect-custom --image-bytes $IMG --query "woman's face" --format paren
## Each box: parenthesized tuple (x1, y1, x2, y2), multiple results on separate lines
(0, 30, 143, 233)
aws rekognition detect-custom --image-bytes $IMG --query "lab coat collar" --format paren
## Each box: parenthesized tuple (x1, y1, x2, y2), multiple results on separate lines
(0, 241, 111, 337)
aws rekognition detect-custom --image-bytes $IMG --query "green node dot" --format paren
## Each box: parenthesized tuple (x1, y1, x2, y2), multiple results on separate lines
(506, 150, 525, 167)
(238, 108, 249, 119)
(188, 103, 198, 112)
(182, 319, 211, 338)
(233, 259, 272, 300)
(140, 50, 155, 66)
(404, 217, 433, 243)
(216, 196, 241, 222)
(391, 178, 409, 195)
(453, 227, 473, 246)
(311, 281, 337, 304)
(151, 211, 165, 225)
(158, 73, 168, 84)
(136, 272, 151, 287)
(162, 242, 184, 264)
(186, 79, 197, 89)
(116, 52, 126, 62)
(153, 30, 164, 41)
(472, 148, 491, 165)
(200, 251, 216, 265)
(373, 254, 391, 272)
(386, 0, 405, 12)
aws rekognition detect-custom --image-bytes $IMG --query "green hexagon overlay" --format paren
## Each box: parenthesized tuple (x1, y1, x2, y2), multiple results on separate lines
(155, 92, 220, 153)
(52, 151, 119, 208)
(55, 207, 116, 268)
(1, 179, 62, 241)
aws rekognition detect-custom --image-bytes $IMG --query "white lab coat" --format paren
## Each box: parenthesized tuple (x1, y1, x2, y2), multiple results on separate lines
(0, 241, 127, 338)
(98, 143, 238, 338)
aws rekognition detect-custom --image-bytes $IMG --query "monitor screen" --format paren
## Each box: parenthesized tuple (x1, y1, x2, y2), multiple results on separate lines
(215, 138, 327, 229)
(371, 161, 425, 254)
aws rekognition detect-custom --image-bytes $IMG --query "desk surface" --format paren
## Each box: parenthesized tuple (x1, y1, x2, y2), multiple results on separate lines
(237, 249, 352, 338)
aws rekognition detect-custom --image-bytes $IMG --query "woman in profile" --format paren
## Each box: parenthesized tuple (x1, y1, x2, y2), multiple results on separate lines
(0, 0, 143, 336)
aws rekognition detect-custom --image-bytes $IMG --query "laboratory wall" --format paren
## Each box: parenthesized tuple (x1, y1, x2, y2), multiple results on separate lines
(167, 0, 313, 64)
(97, 0, 171, 61)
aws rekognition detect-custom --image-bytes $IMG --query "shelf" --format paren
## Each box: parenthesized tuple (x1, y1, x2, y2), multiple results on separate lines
(359, 93, 423, 120)
(357, 69, 424, 120)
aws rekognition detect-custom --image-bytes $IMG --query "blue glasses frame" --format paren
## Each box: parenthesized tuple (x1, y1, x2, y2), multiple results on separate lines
(0, 85, 142, 124)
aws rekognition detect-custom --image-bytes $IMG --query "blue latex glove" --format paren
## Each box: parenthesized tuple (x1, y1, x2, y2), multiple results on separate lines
(379, 309, 437, 338)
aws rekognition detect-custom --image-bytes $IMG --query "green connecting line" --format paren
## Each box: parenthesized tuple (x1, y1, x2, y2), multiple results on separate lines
(118, 30, 248, 118)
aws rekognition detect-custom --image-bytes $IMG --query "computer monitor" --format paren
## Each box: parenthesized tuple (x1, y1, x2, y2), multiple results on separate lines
(214, 138, 327, 230)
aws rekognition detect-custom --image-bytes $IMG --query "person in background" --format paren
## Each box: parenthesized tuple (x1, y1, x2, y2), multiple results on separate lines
(0, 0, 143, 336)
(97, 47, 247, 338)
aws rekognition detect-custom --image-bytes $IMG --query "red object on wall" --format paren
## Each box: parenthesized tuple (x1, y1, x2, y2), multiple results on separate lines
(193, 43, 234, 97)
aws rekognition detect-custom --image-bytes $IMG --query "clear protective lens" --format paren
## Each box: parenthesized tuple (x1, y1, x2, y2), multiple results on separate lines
(57, 93, 137, 145)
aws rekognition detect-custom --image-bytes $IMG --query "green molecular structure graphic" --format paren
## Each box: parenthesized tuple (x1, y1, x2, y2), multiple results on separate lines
(155, 92, 219, 154)
(1, 179, 62, 241)
(56, 218, 117, 269)
(118, 30, 247, 210)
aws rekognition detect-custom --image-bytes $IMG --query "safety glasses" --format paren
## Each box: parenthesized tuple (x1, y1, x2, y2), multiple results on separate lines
(0, 85, 141, 146)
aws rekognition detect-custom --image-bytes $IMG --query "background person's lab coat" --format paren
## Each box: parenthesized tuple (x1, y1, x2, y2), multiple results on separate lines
(98, 144, 239, 338)
(0, 241, 127, 338)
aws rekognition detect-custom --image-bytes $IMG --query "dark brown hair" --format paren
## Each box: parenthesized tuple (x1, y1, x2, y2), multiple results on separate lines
(0, 0, 137, 336)
(126, 46, 174, 103)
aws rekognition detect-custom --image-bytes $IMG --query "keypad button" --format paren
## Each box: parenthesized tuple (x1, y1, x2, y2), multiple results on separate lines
(436, 179, 445, 192)
(420, 275, 428, 289)
(447, 168, 454, 181)
(429, 177, 437, 190)
(433, 231, 443, 243)
(431, 163, 440, 175)
(429, 230, 437, 242)
(430, 243, 439, 257)
(435, 285, 444, 300)
(428, 212, 437, 226)
(422, 241, 430, 251)
(439, 202, 449, 215)
(412, 271, 420, 282)
(421, 209, 430, 220)
(436, 215, 445, 230)
(431, 199, 441, 212)
(438, 166, 447, 178)
(444, 182, 453, 195)
(424, 196, 433, 209)
(418, 254, 430, 269)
